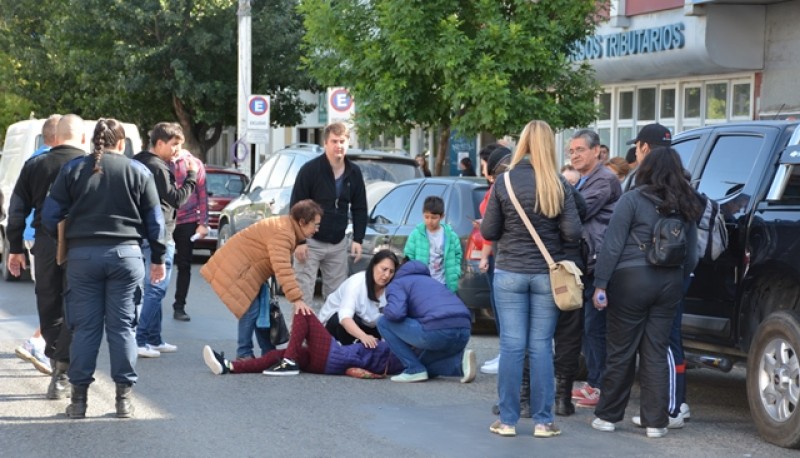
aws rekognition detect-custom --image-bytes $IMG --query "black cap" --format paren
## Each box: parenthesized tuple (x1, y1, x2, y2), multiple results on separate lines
(487, 146, 512, 176)
(626, 123, 672, 147)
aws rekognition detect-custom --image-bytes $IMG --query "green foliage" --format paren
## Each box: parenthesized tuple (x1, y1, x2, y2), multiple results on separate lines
(300, 0, 602, 142)
(0, 0, 314, 157)
(0, 52, 34, 146)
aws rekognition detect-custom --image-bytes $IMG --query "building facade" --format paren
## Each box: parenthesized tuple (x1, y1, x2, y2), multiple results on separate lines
(570, 0, 800, 157)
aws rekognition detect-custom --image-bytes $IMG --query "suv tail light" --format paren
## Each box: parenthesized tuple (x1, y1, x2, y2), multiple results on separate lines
(466, 226, 484, 260)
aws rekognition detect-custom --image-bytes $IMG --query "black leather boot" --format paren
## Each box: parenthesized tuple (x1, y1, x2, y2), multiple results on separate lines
(66, 384, 88, 419)
(555, 376, 575, 416)
(520, 358, 531, 418)
(46, 360, 70, 400)
(115, 383, 134, 418)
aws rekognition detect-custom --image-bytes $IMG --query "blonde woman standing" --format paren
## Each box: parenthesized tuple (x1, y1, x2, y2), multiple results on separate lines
(481, 120, 583, 438)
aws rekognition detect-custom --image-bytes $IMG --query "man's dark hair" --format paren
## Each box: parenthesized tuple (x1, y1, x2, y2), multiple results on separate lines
(422, 196, 445, 216)
(570, 129, 601, 149)
(149, 122, 184, 148)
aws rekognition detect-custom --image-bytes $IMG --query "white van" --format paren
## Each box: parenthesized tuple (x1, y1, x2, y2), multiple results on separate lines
(0, 118, 142, 280)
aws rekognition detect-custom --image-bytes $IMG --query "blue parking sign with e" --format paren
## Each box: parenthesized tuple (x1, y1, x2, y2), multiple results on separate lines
(249, 96, 268, 115)
(330, 89, 353, 112)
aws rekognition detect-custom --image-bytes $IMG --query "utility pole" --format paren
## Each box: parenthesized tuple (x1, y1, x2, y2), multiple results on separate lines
(237, 0, 252, 176)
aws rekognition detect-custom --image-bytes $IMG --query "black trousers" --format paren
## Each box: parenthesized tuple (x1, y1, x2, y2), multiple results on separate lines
(325, 312, 381, 345)
(172, 222, 197, 310)
(32, 232, 71, 362)
(594, 265, 681, 428)
(554, 306, 582, 381)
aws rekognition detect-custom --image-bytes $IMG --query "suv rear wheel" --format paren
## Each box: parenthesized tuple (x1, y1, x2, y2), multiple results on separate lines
(746, 310, 800, 449)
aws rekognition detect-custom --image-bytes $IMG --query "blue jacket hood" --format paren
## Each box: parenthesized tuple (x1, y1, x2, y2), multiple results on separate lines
(383, 260, 471, 331)
(396, 259, 430, 278)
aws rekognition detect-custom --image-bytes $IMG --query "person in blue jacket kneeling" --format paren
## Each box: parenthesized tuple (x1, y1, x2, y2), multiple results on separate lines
(377, 260, 476, 383)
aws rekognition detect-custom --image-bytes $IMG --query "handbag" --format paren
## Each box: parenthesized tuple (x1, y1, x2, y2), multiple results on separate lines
(503, 174, 584, 311)
(268, 278, 290, 346)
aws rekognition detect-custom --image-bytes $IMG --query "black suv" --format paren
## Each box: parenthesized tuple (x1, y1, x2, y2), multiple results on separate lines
(217, 143, 421, 245)
(672, 121, 800, 449)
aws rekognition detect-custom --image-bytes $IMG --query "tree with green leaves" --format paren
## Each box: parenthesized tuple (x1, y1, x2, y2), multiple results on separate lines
(300, 0, 604, 174)
(0, 0, 315, 161)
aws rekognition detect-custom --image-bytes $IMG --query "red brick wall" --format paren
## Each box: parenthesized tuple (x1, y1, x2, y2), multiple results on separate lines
(626, 0, 683, 16)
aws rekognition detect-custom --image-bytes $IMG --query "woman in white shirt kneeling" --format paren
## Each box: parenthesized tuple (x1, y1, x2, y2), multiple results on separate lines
(317, 249, 399, 347)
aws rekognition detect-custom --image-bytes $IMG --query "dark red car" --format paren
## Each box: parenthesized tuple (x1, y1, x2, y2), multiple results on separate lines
(196, 166, 249, 253)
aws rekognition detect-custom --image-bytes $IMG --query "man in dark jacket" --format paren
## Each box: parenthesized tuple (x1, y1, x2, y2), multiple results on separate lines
(567, 129, 622, 408)
(377, 260, 476, 383)
(133, 122, 196, 358)
(289, 122, 367, 312)
(6, 114, 87, 399)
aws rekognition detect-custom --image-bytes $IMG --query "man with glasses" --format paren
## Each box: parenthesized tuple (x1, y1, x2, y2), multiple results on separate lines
(556, 130, 622, 415)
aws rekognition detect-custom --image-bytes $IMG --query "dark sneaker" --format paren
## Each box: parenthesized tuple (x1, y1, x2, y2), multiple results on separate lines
(174, 309, 191, 321)
(263, 358, 299, 376)
(534, 422, 561, 438)
(202, 345, 230, 375)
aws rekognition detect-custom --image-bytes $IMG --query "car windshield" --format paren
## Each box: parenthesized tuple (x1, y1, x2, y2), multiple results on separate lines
(207, 172, 247, 197)
(351, 158, 418, 184)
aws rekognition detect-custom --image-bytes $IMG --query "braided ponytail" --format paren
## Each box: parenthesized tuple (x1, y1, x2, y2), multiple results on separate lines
(92, 120, 108, 174)
(91, 118, 127, 174)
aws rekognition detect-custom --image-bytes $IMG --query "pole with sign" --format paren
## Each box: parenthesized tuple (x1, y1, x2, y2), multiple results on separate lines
(246, 94, 270, 172)
(247, 95, 270, 144)
(326, 87, 358, 146)
(327, 87, 354, 123)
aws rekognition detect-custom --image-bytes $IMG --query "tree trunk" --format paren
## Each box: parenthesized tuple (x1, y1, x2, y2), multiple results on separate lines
(173, 95, 201, 161)
(435, 125, 450, 176)
(171, 95, 223, 164)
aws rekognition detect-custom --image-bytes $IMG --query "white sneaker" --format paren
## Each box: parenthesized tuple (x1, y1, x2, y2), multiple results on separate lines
(632, 414, 684, 429)
(137, 346, 160, 358)
(591, 418, 615, 432)
(480, 355, 500, 375)
(151, 342, 178, 353)
(460, 349, 476, 383)
(680, 403, 691, 420)
(647, 427, 668, 438)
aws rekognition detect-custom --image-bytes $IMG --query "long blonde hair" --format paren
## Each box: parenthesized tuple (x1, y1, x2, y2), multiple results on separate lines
(508, 120, 564, 218)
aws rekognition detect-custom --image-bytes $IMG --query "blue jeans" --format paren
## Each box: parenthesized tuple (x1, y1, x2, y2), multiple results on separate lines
(237, 298, 274, 358)
(582, 275, 606, 389)
(377, 317, 469, 377)
(494, 270, 559, 425)
(65, 243, 143, 386)
(136, 242, 175, 347)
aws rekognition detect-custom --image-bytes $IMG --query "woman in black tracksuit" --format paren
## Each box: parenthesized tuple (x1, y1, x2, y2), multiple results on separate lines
(590, 147, 702, 438)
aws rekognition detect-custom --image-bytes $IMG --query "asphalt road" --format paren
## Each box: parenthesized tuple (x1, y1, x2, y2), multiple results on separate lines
(0, 255, 790, 457)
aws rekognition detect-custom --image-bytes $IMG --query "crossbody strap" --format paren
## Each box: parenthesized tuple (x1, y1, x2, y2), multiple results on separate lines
(503, 173, 556, 268)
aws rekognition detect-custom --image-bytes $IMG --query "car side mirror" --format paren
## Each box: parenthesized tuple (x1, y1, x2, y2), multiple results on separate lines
(249, 186, 263, 199)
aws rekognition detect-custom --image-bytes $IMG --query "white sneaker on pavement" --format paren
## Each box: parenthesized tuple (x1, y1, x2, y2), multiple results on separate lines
(460, 349, 476, 383)
(137, 346, 161, 358)
(680, 403, 691, 420)
(632, 413, 684, 429)
(151, 342, 178, 353)
(480, 354, 500, 375)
